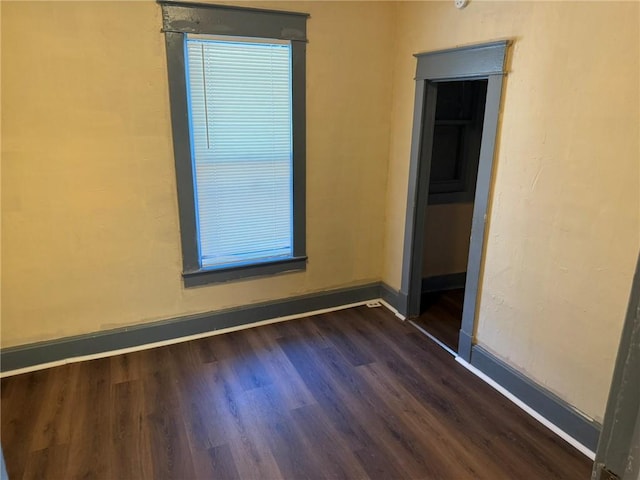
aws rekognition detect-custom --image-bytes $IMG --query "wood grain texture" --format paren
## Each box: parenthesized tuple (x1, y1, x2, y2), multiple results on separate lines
(1, 305, 591, 479)
(415, 288, 465, 351)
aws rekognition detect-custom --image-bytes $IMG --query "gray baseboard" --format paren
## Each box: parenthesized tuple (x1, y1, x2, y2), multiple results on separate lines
(379, 282, 401, 310)
(470, 345, 602, 451)
(1, 282, 382, 373)
(422, 272, 467, 293)
(0, 280, 602, 457)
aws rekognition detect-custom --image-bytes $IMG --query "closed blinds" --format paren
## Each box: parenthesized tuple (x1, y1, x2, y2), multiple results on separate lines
(185, 36, 293, 268)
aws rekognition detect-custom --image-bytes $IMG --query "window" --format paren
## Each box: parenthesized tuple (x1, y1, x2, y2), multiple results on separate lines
(425, 80, 487, 205)
(160, 2, 308, 286)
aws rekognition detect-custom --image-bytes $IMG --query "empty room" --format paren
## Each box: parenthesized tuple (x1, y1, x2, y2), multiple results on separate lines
(1, 1, 639, 479)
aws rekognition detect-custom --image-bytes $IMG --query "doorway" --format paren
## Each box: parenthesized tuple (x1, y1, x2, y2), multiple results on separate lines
(399, 41, 509, 361)
(412, 80, 487, 354)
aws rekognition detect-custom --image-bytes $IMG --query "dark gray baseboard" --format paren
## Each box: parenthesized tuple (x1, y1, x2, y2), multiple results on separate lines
(470, 345, 602, 451)
(1, 280, 602, 457)
(1, 282, 382, 373)
(422, 272, 467, 293)
(379, 282, 401, 310)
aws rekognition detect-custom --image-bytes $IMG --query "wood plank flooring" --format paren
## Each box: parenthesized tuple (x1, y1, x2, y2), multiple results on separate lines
(415, 289, 465, 352)
(1, 305, 591, 479)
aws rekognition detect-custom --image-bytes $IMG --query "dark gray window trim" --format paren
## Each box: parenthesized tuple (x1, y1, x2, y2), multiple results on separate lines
(159, 1, 308, 286)
(428, 192, 474, 205)
(159, 1, 308, 41)
(400, 40, 509, 362)
(183, 256, 308, 287)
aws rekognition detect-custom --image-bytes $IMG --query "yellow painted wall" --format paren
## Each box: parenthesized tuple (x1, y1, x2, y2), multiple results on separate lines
(1, 1, 395, 347)
(3, 0, 639, 426)
(384, 1, 639, 422)
(0, 1, 3, 330)
(423, 203, 473, 277)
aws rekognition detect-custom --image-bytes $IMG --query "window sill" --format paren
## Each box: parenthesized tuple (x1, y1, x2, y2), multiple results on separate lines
(183, 256, 307, 287)
(429, 191, 475, 205)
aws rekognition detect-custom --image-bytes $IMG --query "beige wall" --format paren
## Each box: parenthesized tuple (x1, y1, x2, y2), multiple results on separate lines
(423, 203, 473, 277)
(3, 0, 639, 426)
(1, 1, 395, 347)
(384, 1, 639, 422)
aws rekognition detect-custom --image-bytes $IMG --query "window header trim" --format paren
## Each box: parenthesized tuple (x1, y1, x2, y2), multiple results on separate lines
(158, 1, 308, 42)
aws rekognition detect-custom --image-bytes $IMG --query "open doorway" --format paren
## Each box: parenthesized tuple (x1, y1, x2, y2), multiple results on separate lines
(412, 80, 487, 354)
(399, 41, 509, 361)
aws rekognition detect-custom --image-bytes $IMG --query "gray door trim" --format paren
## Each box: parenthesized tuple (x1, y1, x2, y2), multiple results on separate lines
(459, 73, 505, 360)
(415, 40, 509, 80)
(0, 447, 7, 480)
(623, 408, 640, 480)
(593, 252, 640, 479)
(399, 41, 509, 361)
(401, 81, 438, 317)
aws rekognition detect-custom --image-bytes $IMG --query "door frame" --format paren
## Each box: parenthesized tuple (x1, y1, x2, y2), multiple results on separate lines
(399, 41, 509, 361)
(592, 252, 640, 480)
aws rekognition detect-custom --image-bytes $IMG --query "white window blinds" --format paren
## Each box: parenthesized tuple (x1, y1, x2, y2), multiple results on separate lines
(185, 36, 293, 269)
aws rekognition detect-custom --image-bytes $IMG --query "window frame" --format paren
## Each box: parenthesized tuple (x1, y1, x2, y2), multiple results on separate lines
(427, 80, 487, 205)
(159, 1, 308, 287)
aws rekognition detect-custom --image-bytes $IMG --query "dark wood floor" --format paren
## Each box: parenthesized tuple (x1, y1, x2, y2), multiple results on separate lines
(1, 305, 590, 479)
(415, 289, 465, 352)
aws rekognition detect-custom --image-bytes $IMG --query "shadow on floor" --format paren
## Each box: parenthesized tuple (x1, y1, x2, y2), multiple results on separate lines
(413, 288, 464, 352)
